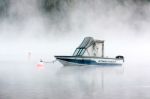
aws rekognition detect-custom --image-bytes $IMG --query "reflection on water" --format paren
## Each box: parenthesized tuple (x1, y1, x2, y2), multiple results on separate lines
(0, 61, 150, 99)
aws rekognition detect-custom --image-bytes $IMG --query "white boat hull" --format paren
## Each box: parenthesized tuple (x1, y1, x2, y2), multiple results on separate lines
(55, 56, 124, 66)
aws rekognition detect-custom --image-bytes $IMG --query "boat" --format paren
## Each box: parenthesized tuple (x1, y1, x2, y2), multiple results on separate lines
(55, 37, 124, 66)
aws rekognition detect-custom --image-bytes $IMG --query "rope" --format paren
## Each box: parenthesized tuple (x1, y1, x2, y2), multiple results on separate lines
(40, 59, 57, 64)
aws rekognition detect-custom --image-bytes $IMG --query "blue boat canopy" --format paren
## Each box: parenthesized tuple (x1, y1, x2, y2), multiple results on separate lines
(73, 37, 104, 57)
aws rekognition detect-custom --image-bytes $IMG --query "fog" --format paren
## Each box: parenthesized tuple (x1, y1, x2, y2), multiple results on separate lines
(0, 0, 150, 61)
(0, 0, 150, 99)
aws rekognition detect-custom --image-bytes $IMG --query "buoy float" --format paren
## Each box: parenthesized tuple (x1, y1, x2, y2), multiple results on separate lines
(36, 62, 44, 69)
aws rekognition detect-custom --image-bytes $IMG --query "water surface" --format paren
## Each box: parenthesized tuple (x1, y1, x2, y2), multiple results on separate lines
(0, 59, 150, 99)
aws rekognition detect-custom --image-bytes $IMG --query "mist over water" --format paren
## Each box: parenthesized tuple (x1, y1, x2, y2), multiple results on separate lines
(1, 0, 150, 58)
(0, 0, 150, 99)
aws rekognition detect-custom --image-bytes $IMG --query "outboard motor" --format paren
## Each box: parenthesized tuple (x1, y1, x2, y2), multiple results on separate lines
(116, 55, 124, 62)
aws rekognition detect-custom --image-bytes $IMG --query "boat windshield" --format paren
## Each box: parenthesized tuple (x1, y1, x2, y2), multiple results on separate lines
(73, 37, 104, 57)
(73, 48, 86, 56)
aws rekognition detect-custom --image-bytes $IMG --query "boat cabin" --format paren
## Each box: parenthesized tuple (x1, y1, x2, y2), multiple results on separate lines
(73, 37, 104, 57)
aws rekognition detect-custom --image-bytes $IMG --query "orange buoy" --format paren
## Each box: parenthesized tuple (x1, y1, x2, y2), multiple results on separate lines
(36, 62, 44, 69)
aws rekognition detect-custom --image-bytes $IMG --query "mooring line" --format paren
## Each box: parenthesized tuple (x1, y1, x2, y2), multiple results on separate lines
(40, 59, 57, 64)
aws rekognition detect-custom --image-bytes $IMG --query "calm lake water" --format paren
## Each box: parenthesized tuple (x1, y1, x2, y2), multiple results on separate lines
(0, 59, 150, 99)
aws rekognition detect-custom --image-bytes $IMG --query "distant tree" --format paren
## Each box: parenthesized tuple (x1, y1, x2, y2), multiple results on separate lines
(41, 0, 73, 12)
(0, 0, 9, 17)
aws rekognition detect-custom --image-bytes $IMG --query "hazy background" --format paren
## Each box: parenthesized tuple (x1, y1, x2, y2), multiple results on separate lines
(0, 0, 150, 62)
(0, 0, 150, 99)
(0, 0, 150, 60)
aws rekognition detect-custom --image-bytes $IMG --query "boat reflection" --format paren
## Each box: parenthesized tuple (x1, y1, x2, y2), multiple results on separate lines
(55, 65, 124, 97)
